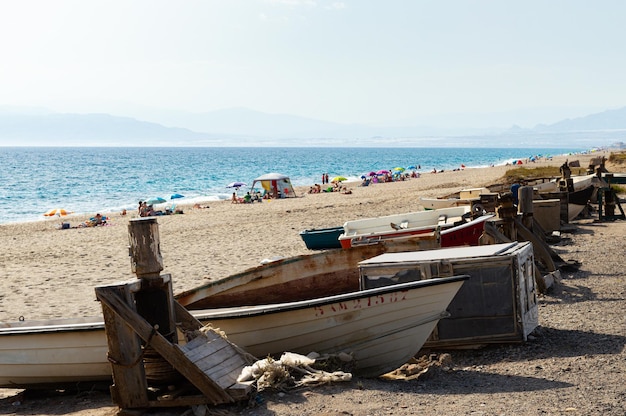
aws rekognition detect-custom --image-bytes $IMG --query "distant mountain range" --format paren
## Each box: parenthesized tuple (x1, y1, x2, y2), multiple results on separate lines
(1, 105, 626, 148)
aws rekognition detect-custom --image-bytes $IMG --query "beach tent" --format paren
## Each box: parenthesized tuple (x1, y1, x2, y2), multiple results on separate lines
(251, 173, 297, 198)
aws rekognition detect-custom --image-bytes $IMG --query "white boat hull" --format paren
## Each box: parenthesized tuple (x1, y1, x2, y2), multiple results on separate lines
(339, 206, 471, 249)
(419, 197, 471, 210)
(194, 277, 466, 377)
(0, 277, 466, 386)
(0, 319, 110, 388)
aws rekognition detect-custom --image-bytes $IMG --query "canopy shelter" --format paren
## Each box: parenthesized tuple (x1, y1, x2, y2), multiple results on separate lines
(251, 173, 297, 198)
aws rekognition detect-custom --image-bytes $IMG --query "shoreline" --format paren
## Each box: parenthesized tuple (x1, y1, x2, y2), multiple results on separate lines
(0, 147, 599, 226)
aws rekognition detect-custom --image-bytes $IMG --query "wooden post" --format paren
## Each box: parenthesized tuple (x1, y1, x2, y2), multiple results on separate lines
(128, 217, 163, 279)
(518, 186, 534, 230)
(128, 218, 176, 344)
(98, 283, 149, 408)
(497, 193, 517, 241)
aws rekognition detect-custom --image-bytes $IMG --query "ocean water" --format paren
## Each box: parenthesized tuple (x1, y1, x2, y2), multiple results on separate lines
(0, 146, 586, 225)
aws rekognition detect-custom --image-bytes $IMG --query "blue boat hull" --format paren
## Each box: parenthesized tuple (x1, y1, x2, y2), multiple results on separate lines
(299, 226, 344, 249)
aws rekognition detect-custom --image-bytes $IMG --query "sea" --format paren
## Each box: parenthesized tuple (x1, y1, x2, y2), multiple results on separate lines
(0, 146, 588, 225)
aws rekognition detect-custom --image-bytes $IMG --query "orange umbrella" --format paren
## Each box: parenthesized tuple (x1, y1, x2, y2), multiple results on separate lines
(43, 208, 72, 217)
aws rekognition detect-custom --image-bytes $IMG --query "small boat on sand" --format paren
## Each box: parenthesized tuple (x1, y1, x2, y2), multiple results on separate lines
(0, 273, 467, 385)
(419, 187, 491, 210)
(338, 206, 471, 249)
(338, 206, 493, 250)
(299, 226, 344, 249)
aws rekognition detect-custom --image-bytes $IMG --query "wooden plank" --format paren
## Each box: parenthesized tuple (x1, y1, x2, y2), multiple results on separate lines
(226, 381, 254, 401)
(207, 356, 248, 388)
(183, 338, 229, 363)
(96, 285, 149, 409)
(185, 338, 231, 363)
(200, 352, 245, 379)
(96, 287, 235, 405)
(174, 301, 204, 332)
(181, 335, 211, 352)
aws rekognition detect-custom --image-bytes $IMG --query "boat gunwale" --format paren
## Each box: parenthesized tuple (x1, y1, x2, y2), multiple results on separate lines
(192, 275, 468, 320)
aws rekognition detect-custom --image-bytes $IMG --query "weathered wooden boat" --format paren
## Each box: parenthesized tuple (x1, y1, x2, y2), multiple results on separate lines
(358, 242, 538, 348)
(566, 184, 596, 221)
(299, 226, 344, 249)
(338, 206, 473, 249)
(439, 213, 493, 247)
(175, 241, 437, 310)
(0, 274, 467, 386)
(419, 187, 490, 210)
(532, 173, 603, 193)
(191, 275, 467, 377)
(0, 316, 111, 388)
(346, 214, 494, 249)
(602, 172, 626, 185)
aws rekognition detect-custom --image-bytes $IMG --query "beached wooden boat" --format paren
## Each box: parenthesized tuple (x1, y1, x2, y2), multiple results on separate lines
(0, 274, 466, 386)
(175, 242, 438, 310)
(191, 275, 467, 377)
(418, 197, 471, 210)
(602, 172, 626, 185)
(338, 206, 495, 250)
(566, 185, 596, 221)
(338, 206, 472, 249)
(531, 174, 606, 221)
(532, 173, 603, 193)
(358, 242, 539, 348)
(419, 187, 490, 210)
(299, 226, 344, 249)
(0, 316, 111, 388)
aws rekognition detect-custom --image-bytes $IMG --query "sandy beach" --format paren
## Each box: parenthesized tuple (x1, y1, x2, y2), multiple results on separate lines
(1, 151, 625, 415)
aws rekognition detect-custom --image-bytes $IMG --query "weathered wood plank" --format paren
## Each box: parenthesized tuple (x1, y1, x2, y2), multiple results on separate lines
(208, 356, 248, 388)
(201, 353, 245, 378)
(185, 338, 230, 363)
(181, 335, 211, 352)
(173, 301, 204, 332)
(96, 286, 234, 405)
(96, 285, 149, 408)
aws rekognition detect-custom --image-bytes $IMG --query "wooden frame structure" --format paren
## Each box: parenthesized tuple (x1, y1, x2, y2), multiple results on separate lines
(95, 217, 252, 411)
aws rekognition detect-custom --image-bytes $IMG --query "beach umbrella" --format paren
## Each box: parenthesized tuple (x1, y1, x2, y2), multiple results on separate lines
(331, 176, 347, 183)
(146, 197, 166, 205)
(393, 167, 405, 172)
(407, 165, 417, 170)
(43, 208, 72, 217)
(171, 193, 184, 200)
(368, 171, 377, 176)
(227, 181, 247, 189)
(376, 169, 389, 175)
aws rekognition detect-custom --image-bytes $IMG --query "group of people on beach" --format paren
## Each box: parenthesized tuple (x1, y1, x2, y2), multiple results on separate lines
(231, 191, 263, 204)
(138, 200, 181, 216)
(308, 181, 351, 194)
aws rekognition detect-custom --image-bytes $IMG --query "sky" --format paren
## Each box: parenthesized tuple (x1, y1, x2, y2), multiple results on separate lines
(1, 0, 625, 127)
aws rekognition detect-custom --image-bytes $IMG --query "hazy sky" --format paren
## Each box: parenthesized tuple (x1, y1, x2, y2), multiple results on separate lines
(1, 0, 624, 125)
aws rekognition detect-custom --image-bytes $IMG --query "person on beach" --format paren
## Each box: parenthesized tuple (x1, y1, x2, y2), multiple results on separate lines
(93, 213, 104, 226)
(231, 192, 239, 204)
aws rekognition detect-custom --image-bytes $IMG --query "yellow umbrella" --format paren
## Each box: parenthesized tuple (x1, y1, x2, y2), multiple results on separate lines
(43, 208, 72, 217)
(331, 176, 347, 183)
